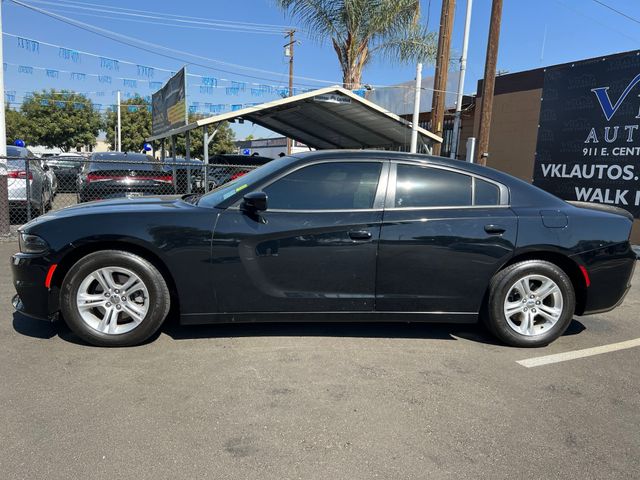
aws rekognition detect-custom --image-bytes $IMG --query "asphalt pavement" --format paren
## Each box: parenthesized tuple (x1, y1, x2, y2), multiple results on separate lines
(0, 239, 638, 480)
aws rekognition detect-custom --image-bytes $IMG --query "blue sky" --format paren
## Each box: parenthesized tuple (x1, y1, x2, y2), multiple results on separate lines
(3, 0, 640, 140)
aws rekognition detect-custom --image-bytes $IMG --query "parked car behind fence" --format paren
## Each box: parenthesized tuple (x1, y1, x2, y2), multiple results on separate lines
(2, 151, 258, 226)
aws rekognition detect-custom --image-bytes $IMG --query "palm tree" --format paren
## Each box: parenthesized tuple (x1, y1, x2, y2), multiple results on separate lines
(276, 0, 437, 89)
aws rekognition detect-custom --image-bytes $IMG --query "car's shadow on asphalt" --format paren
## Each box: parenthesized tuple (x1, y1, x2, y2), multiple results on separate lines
(12, 312, 587, 348)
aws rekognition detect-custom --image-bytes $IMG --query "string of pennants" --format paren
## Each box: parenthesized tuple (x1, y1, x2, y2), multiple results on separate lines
(4, 89, 265, 115)
(8, 34, 313, 96)
(4, 61, 309, 97)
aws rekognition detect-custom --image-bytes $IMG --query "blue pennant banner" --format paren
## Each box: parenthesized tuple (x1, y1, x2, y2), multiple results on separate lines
(123, 79, 137, 88)
(149, 81, 162, 90)
(59, 48, 80, 62)
(55, 101, 65, 108)
(4, 91, 16, 102)
(231, 104, 242, 111)
(95, 91, 105, 97)
(17, 37, 39, 53)
(137, 65, 154, 78)
(200, 86, 214, 95)
(40, 99, 49, 106)
(231, 81, 246, 91)
(98, 75, 112, 84)
(46, 69, 59, 79)
(225, 87, 240, 96)
(100, 57, 119, 71)
(71, 72, 86, 81)
(202, 76, 218, 87)
(92, 103, 102, 110)
(18, 65, 33, 75)
(128, 105, 138, 112)
(73, 102, 85, 110)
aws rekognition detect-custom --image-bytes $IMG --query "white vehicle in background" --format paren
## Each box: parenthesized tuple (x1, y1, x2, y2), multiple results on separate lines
(6, 145, 54, 216)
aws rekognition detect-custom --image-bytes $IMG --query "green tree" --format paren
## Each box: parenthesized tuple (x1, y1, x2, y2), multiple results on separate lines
(174, 114, 236, 158)
(276, 0, 437, 88)
(20, 90, 102, 151)
(5, 106, 28, 146)
(105, 96, 151, 152)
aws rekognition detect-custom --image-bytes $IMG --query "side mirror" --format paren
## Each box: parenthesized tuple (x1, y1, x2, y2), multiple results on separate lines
(241, 191, 268, 213)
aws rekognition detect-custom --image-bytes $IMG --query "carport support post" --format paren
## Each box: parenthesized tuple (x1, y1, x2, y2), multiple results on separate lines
(170, 135, 177, 193)
(0, 0, 9, 235)
(185, 130, 192, 193)
(410, 63, 423, 154)
(203, 126, 209, 193)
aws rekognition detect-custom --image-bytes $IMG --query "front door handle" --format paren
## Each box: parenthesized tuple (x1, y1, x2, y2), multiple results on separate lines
(484, 224, 506, 235)
(349, 230, 372, 240)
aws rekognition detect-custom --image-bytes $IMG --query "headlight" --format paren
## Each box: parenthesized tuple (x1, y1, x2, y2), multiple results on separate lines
(18, 233, 49, 254)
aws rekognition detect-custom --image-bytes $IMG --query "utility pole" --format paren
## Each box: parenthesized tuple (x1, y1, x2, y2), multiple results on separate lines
(410, 63, 423, 154)
(431, 0, 456, 157)
(116, 91, 122, 152)
(450, 0, 473, 160)
(476, 0, 503, 166)
(0, 1, 9, 235)
(285, 30, 295, 155)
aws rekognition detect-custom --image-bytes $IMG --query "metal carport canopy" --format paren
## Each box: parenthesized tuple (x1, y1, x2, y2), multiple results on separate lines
(146, 86, 442, 150)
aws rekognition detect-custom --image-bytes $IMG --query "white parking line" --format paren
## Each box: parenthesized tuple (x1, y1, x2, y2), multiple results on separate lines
(517, 338, 640, 368)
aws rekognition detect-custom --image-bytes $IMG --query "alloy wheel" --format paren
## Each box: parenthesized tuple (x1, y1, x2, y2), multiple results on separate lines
(75, 266, 150, 335)
(503, 274, 564, 336)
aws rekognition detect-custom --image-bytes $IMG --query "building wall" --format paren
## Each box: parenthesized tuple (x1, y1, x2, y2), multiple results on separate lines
(469, 88, 542, 181)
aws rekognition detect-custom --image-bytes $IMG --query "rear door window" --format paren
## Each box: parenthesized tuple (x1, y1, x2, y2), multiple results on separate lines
(394, 164, 472, 208)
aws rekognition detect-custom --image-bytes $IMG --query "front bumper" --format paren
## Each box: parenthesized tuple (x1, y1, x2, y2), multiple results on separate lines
(11, 253, 58, 321)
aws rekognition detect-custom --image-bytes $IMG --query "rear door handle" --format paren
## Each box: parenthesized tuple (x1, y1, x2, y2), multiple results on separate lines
(484, 224, 506, 235)
(349, 230, 372, 240)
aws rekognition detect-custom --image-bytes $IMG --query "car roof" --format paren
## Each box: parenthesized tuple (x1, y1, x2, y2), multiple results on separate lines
(91, 152, 153, 162)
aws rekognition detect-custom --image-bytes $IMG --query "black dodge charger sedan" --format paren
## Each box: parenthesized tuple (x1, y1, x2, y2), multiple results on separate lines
(11, 151, 636, 347)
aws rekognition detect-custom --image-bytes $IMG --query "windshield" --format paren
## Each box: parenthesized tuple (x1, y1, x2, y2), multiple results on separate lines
(197, 155, 294, 208)
(48, 156, 83, 167)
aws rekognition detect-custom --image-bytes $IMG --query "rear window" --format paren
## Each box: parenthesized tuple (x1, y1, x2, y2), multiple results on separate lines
(87, 160, 162, 172)
(6, 159, 25, 169)
(48, 157, 83, 167)
(7, 146, 25, 158)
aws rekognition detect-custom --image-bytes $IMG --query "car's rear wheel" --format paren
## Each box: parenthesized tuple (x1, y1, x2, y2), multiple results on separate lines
(60, 250, 170, 347)
(486, 260, 575, 347)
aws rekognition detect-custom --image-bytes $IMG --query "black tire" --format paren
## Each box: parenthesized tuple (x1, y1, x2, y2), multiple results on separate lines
(60, 250, 171, 347)
(485, 260, 576, 347)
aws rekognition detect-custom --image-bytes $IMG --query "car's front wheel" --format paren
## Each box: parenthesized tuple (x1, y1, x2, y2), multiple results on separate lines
(486, 260, 576, 347)
(60, 250, 170, 347)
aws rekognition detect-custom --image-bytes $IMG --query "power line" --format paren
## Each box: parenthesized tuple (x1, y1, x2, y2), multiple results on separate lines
(8, 1, 457, 93)
(24, 0, 297, 31)
(35, 9, 288, 35)
(592, 0, 640, 25)
(23, 0, 290, 34)
(553, 0, 640, 43)
(9, 0, 325, 86)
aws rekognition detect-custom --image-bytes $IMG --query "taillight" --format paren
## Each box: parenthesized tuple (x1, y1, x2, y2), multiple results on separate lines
(8, 170, 33, 180)
(86, 173, 112, 183)
(86, 173, 172, 183)
(230, 172, 247, 181)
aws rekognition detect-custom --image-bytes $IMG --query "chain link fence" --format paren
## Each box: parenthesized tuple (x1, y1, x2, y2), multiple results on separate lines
(0, 154, 258, 234)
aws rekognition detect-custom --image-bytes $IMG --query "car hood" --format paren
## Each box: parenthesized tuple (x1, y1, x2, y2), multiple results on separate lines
(21, 195, 189, 229)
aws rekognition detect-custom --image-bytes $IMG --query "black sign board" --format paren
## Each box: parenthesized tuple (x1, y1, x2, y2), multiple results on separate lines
(533, 51, 640, 217)
(151, 67, 187, 136)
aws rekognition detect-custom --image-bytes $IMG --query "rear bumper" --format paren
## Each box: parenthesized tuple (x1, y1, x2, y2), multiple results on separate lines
(574, 242, 636, 315)
(11, 253, 57, 321)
